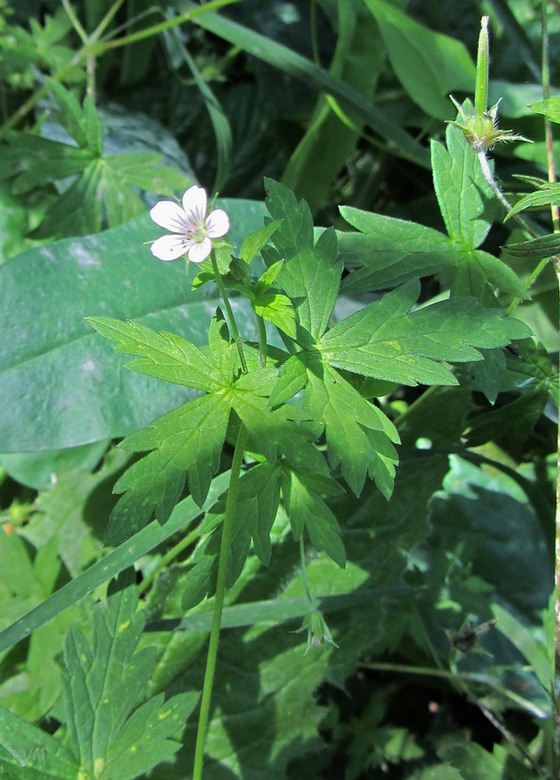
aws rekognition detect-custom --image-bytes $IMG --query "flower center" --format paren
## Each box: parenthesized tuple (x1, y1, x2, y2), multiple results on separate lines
(186, 224, 208, 243)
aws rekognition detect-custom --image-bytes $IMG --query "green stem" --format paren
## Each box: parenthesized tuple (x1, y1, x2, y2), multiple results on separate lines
(210, 252, 248, 374)
(192, 424, 248, 780)
(256, 315, 268, 367)
(299, 535, 315, 608)
(61, 0, 88, 44)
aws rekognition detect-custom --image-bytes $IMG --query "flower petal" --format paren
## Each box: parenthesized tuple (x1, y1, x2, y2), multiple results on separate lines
(182, 186, 207, 227)
(150, 201, 188, 232)
(151, 234, 189, 261)
(187, 237, 212, 263)
(206, 209, 229, 238)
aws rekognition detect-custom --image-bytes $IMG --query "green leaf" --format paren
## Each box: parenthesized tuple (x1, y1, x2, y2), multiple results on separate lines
(110, 394, 231, 543)
(505, 232, 560, 261)
(492, 604, 552, 693)
(282, 470, 346, 568)
(163, 26, 232, 194)
(181, 553, 217, 611)
(239, 220, 283, 265)
(60, 572, 197, 779)
(431, 124, 496, 248)
(232, 383, 326, 475)
(0, 705, 78, 777)
(2, 131, 93, 192)
(103, 152, 191, 194)
(0, 200, 266, 452)
(264, 179, 342, 339)
(530, 96, 560, 124)
(338, 208, 459, 293)
(506, 182, 560, 218)
(253, 292, 297, 338)
(439, 742, 534, 780)
(269, 354, 308, 407)
(84, 95, 103, 157)
(208, 462, 282, 573)
(281, 0, 383, 213)
(45, 77, 92, 150)
(305, 362, 399, 497)
(0, 472, 231, 654)
(363, 0, 475, 120)
(254, 259, 285, 294)
(180, 0, 430, 169)
(86, 316, 222, 392)
(320, 280, 532, 386)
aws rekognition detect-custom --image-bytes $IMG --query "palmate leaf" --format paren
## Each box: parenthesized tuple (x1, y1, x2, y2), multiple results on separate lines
(2, 80, 191, 239)
(0, 574, 197, 779)
(1, 132, 93, 191)
(109, 395, 231, 544)
(338, 208, 460, 293)
(338, 123, 524, 298)
(61, 572, 197, 779)
(320, 279, 532, 387)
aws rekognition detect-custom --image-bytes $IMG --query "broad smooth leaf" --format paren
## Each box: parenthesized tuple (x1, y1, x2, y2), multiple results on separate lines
(363, 0, 475, 120)
(0, 200, 267, 452)
(177, 0, 430, 169)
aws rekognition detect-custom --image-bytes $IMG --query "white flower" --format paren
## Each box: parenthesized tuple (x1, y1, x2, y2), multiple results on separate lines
(149, 185, 229, 263)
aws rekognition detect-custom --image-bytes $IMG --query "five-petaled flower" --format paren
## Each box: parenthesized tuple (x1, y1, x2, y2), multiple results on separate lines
(149, 185, 229, 263)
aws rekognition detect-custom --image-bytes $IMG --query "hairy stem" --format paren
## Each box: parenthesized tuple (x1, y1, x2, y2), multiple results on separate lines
(192, 423, 248, 779)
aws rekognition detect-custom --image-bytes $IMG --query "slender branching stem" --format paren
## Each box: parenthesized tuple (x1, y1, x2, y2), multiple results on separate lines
(192, 423, 248, 779)
(210, 252, 248, 374)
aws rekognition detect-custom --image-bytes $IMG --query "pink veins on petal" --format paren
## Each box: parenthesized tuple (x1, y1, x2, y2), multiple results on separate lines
(149, 185, 230, 263)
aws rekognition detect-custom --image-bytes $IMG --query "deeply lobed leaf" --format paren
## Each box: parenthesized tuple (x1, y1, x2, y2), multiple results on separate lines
(320, 280, 531, 387)
(109, 395, 231, 543)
